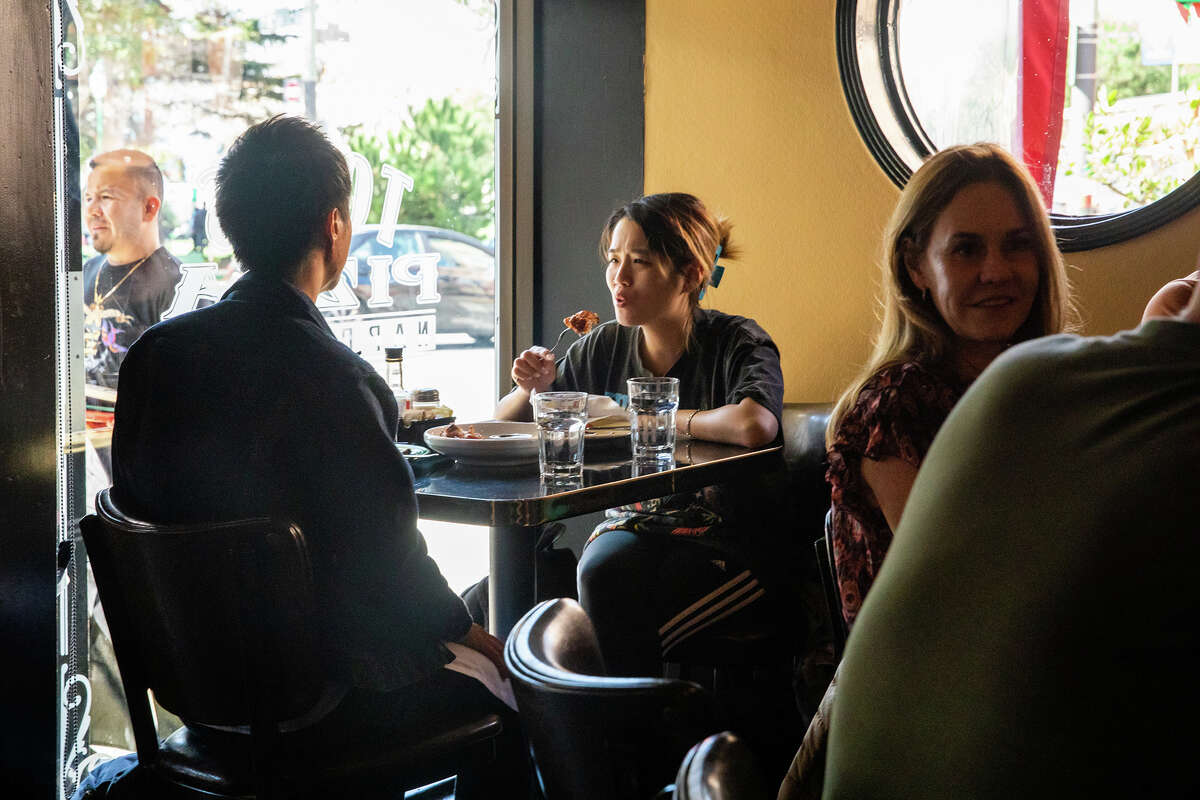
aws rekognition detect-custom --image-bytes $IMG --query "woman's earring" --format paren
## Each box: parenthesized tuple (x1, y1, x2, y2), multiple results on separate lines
(922, 288, 930, 303)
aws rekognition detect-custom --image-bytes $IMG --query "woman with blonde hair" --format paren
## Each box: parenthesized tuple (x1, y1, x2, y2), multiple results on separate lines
(826, 143, 1076, 627)
(497, 192, 786, 676)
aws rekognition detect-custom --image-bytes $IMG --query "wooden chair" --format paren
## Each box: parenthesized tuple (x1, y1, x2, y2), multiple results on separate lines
(81, 488, 502, 799)
(504, 598, 716, 800)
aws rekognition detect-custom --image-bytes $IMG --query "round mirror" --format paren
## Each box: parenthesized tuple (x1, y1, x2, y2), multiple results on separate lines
(838, 0, 1200, 250)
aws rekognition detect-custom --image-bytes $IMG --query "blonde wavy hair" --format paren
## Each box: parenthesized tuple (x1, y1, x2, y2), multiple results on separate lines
(827, 143, 1078, 447)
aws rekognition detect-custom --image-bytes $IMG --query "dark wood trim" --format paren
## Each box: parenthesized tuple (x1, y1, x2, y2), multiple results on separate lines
(0, 2, 59, 796)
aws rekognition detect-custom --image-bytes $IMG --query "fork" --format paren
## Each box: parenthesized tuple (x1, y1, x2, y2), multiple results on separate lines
(547, 326, 573, 356)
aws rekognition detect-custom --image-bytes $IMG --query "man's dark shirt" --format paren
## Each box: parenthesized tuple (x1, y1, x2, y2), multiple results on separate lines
(111, 271, 471, 691)
(83, 246, 182, 391)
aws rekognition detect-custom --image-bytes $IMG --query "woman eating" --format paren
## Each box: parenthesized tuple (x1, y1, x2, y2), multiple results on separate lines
(826, 143, 1076, 627)
(496, 192, 785, 676)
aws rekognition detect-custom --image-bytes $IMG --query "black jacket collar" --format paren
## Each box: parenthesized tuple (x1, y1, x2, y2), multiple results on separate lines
(220, 271, 334, 337)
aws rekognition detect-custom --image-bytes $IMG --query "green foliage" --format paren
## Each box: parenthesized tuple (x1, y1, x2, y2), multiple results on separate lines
(1097, 20, 1171, 100)
(77, 0, 175, 159)
(342, 97, 494, 241)
(78, 0, 286, 155)
(80, 0, 177, 91)
(1057, 19, 1200, 209)
(1066, 86, 1200, 208)
(1096, 20, 1200, 101)
(452, 0, 495, 18)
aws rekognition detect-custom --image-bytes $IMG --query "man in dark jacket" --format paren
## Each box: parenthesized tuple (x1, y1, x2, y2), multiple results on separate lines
(108, 116, 522, 791)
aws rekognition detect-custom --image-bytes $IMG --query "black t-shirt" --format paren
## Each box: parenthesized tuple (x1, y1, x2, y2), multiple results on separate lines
(551, 308, 791, 585)
(551, 307, 785, 428)
(83, 246, 182, 391)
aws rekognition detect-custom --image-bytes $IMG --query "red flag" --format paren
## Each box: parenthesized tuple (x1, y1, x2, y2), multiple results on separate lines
(1020, 0, 1071, 208)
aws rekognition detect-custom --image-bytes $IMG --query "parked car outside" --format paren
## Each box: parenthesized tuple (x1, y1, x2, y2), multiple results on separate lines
(345, 224, 495, 344)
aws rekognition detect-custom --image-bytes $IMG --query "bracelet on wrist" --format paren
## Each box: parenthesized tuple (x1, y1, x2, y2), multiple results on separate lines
(686, 408, 700, 438)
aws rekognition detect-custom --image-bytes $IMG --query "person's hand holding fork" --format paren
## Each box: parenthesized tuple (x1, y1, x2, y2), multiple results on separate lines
(511, 346, 556, 394)
(497, 311, 598, 421)
(512, 312, 596, 394)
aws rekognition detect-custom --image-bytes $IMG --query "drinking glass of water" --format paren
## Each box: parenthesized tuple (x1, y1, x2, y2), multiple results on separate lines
(628, 377, 679, 465)
(531, 391, 588, 481)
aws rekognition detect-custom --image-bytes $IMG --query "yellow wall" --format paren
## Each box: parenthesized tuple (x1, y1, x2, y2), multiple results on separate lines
(645, 0, 1200, 401)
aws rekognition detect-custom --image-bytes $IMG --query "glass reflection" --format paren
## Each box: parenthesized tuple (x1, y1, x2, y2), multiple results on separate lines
(632, 453, 675, 477)
(541, 475, 583, 494)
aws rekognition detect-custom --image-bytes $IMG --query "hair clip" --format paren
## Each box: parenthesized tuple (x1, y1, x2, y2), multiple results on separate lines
(699, 245, 725, 301)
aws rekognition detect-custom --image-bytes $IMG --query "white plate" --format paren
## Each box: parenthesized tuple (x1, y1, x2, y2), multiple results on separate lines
(424, 421, 540, 465)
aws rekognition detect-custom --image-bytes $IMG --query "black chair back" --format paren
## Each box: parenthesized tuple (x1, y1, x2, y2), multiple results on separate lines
(673, 732, 769, 800)
(780, 403, 833, 536)
(505, 599, 717, 800)
(83, 490, 329, 761)
(814, 508, 847, 661)
(82, 489, 506, 799)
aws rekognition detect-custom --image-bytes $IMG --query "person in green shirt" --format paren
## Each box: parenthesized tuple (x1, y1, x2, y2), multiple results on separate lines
(824, 277, 1200, 798)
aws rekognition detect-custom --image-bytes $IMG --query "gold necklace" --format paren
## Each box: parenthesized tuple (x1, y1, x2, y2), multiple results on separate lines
(92, 253, 151, 311)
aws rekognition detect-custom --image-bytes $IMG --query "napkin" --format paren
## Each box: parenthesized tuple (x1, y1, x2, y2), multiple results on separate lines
(443, 641, 518, 711)
(586, 394, 625, 419)
(586, 415, 630, 430)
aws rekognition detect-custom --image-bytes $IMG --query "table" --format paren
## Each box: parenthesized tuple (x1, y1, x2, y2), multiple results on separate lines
(414, 438, 784, 637)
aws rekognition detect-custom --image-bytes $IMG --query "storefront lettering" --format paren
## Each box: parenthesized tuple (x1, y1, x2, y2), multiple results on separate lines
(166, 154, 436, 321)
(161, 248, 441, 321)
(390, 252, 442, 304)
(346, 151, 375, 228)
(375, 165, 414, 248)
(160, 264, 229, 321)
(327, 309, 437, 354)
(319, 261, 361, 312)
(364, 255, 393, 307)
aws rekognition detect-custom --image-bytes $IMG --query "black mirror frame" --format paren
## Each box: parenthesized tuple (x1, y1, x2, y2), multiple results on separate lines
(835, 0, 1200, 252)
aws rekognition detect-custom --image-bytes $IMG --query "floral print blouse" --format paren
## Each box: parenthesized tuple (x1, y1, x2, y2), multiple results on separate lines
(826, 360, 965, 626)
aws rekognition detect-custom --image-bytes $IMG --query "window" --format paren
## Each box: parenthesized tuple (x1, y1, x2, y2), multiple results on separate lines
(57, 0, 503, 793)
(838, 0, 1200, 250)
(427, 234, 496, 273)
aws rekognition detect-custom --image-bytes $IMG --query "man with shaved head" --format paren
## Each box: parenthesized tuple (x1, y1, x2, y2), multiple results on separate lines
(81, 150, 186, 754)
(83, 149, 182, 392)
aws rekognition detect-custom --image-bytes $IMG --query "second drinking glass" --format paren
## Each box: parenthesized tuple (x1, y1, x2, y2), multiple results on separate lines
(627, 376, 680, 464)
